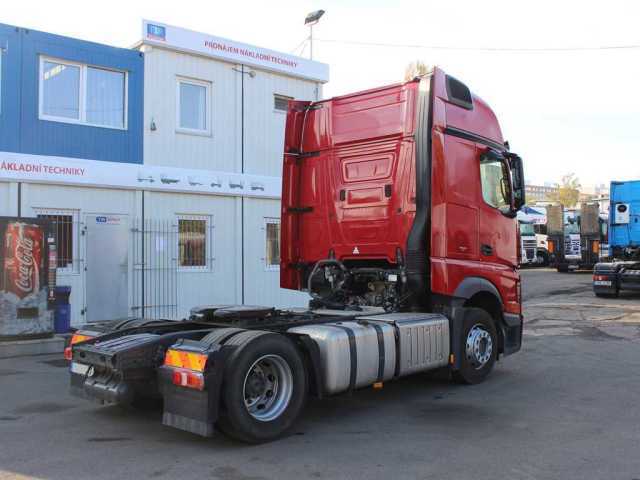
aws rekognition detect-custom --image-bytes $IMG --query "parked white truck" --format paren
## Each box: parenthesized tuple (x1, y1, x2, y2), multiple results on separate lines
(518, 206, 549, 267)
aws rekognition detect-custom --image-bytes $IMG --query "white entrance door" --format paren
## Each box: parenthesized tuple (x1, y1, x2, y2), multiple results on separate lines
(84, 214, 129, 322)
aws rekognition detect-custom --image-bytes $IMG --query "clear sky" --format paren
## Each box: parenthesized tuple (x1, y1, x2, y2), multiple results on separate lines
(4, 0, 639, 188)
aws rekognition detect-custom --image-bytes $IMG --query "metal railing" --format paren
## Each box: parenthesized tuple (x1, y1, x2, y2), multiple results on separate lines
(131, 219, 178, 320)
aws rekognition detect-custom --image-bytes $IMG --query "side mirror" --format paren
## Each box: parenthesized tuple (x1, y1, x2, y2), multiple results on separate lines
(507, 153, 525, 212)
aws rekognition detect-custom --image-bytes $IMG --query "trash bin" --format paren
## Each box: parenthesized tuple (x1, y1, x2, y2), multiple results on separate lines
(53, 286, 72, 334)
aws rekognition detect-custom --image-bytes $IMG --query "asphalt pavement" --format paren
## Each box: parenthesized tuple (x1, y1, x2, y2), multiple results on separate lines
(1, 269, 639, 480)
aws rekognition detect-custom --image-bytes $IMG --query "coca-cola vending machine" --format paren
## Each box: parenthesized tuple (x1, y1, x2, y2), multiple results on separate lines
(0, 217, 56, 338)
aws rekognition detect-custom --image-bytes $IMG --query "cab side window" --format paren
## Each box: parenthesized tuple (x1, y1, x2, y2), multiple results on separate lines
(480, 157, 510, 211)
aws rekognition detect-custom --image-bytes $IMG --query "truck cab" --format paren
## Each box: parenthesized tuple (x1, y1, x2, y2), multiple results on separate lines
(548, 203, 601, 272)
(519, 221, 540, 266)
(282, 67, 524, 353)
(536, 230, 550, 265)
(517, 206, 548, 267)
(593, 180, 640, 297)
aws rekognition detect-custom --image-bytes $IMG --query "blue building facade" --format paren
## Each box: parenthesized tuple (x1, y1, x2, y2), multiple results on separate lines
(0, 23, 143, 163)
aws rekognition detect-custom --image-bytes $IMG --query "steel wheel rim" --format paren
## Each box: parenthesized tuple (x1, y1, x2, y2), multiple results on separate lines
(465, 324, 493, 369)
(243, 354, 293, 422)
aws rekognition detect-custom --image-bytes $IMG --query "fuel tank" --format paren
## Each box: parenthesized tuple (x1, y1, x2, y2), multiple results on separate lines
(288, 320, 396, 394)
(289, 312, 450, 395)
(358, 312, 449, 376)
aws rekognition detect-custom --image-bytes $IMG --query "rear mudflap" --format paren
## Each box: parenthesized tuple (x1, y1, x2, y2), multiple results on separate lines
(159, 341, 236, 437)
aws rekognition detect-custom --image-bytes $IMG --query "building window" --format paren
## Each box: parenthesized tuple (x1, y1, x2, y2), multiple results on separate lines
(41, 60, 80, 120)
(274, 94, 293, 112)
(35, 209, 79, 273)
(177, 78, 211, 135)
(86, 67, 126, 128)
(177, 215, 210, 270)
(39, 56, 127, 129)
(265, 218, 280, 270)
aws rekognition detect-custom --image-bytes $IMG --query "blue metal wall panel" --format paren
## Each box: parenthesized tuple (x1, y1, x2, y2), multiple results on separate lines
(610, 180, 640, 248)
(0, 24, 21, 152)
(0, 23, 143, 164)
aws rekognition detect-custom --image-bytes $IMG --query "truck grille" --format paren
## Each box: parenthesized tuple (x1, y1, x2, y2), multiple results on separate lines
(523, 239, 536, 259)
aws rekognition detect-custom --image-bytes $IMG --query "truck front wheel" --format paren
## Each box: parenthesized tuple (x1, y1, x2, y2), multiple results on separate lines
(452, 309, 498, 385)
(218, 332, 307, 443)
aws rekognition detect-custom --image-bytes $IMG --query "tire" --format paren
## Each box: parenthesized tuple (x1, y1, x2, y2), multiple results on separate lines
(557, 265, 569, 273)
(217, 331, 307, 444)
(452, 308, 498, 385)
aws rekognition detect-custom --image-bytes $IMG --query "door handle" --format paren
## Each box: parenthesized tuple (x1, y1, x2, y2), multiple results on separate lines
(481, 244, 493, 256)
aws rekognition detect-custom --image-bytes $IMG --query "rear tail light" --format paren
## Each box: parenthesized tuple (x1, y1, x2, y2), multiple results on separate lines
(64, 333, 94, 360)
(164, 348, 209, 390)
(593, 274, 608, 281)
(171, 368, 205, 391)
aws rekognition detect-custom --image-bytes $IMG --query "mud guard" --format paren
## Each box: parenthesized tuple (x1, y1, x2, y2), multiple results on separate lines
(448, 306, 466, 371)
(288, 333, 326, 399)
(159, 343, 237, 437)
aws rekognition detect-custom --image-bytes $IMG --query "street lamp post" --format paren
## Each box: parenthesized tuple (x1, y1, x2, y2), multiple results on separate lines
(304, 9, 325, 60)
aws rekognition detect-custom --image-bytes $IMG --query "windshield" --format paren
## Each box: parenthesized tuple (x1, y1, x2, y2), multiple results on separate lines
(565, 215, 580, 234)
(520, 223, 535, 236)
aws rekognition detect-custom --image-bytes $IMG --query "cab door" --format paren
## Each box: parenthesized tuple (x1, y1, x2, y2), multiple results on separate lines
(477, 152, 518, 269)
(476, 150, 520, 313)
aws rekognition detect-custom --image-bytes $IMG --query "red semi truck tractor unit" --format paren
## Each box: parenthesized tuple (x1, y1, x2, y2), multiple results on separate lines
(67, 67, 525, 443)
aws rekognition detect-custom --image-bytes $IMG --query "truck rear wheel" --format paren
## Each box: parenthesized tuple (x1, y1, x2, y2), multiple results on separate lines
(452, 308, 498, 385)
(217, 332, 307, 443)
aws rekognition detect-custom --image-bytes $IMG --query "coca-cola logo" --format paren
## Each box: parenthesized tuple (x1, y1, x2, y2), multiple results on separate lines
(14, 236, 35, 293)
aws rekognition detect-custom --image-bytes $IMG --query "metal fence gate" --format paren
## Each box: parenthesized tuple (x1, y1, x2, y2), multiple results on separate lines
(131, 219, 178, 320)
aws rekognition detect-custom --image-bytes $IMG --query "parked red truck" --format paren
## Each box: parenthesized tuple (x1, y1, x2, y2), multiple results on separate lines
(66, 67, 525, 443)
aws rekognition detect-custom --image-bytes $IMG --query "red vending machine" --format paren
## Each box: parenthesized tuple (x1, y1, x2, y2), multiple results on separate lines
(0, 217, 55, 338)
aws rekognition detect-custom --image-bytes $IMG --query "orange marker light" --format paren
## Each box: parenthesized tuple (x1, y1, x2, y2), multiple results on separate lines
(64, 333, 94, 360)
(70, 333, 93, 345)
(164, 349, 208, 372)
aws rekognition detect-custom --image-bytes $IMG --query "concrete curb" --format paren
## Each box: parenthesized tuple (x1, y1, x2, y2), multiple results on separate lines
(0, 336, 66, 359)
